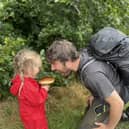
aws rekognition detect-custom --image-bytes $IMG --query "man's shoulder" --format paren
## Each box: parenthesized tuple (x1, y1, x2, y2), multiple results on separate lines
(86, 60, 107, 73)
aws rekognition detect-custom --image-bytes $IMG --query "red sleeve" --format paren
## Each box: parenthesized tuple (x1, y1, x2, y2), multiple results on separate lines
(10, 76, 21, 96)
(22, 81, 48, 106)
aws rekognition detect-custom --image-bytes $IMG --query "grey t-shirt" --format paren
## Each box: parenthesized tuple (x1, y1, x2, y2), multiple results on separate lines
(78, 49, 123, 100)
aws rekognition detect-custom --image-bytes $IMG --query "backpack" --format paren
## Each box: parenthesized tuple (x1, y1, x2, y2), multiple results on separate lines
(87, 27, 129, 86)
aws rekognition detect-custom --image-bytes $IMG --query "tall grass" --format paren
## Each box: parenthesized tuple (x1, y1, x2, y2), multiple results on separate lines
(0, 82, 129, 129)
(0, 97, 23, 129)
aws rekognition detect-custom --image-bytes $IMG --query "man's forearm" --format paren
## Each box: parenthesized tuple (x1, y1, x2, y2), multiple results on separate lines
(106, 91, 124, 129)
(107, 101, 124, 128)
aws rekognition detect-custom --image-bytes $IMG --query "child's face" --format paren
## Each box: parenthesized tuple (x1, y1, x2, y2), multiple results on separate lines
(32, 59, 42, 78)
(32, 66, 40, 78)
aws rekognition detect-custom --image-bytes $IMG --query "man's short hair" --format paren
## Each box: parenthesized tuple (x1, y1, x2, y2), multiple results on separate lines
(46, 39, 79, 63)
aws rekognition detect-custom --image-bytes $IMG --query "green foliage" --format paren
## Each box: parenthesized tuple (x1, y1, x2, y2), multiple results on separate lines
(0, 0, 129, 98)
(0, 1, 27, 99)
(2, 0, 129, 49)
(0, 23, 25, 99)
(0, 34, 26, 99)
(80, 0, 129, 33)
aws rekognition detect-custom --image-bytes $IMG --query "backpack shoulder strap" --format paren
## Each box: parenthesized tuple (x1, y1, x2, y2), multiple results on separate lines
(80, 59, 95, 84)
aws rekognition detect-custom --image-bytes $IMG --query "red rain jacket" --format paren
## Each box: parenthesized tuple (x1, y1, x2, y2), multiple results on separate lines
(10, 75, 48, 129)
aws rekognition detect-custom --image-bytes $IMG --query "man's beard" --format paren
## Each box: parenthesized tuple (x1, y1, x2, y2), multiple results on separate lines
(61, 70, 72, 77)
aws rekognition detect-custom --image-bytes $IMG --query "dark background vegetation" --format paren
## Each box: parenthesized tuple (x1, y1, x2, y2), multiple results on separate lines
(0, 0, 129, 99)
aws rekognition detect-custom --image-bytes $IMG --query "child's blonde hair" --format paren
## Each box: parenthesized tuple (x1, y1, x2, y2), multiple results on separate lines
(13, 48, 42, 76)
(13, 49, 42, 96)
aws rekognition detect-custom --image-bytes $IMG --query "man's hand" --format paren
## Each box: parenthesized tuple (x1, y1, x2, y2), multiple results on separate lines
(93, 90, 124, 129)
(87, 95, 94, 107)
(93, 122, 113, 129)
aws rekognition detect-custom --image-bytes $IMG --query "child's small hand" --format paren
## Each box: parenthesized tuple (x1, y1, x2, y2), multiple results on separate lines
(41, 85, 50, 91)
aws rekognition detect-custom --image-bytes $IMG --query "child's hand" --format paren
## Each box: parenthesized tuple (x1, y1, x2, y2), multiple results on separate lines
(41, 85, 50, 91)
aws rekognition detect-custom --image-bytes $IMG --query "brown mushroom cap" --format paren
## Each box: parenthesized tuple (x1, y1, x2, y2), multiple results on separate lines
(39, 77, 55, 85)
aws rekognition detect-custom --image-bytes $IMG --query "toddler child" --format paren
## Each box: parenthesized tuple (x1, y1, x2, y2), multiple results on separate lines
(10, 49, 49, 129)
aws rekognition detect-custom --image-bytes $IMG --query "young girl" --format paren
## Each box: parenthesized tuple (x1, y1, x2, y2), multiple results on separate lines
(10, 49, 49, 129)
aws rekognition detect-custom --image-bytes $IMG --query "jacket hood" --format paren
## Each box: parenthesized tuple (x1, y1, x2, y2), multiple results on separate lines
(10, 75, 21, 96)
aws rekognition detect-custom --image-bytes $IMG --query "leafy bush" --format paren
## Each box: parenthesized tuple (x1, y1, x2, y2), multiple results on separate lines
(0, 1, 26, 99)
(0, 27, 26, 99)
(0, 0, 129, 99)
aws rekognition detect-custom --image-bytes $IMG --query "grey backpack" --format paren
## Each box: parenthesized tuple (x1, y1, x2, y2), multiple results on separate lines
(88, 27, 129, 86)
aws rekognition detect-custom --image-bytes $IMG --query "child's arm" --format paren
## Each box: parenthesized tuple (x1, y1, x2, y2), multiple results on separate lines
(23, 82, 49, 106)
(10, 76, 21, 96)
